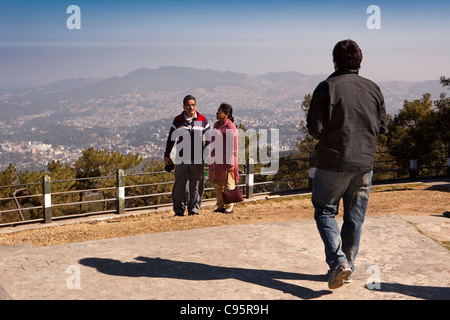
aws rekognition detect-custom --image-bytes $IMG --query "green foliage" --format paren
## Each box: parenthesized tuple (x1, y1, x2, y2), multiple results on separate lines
(0, 164, 17, 187)
(75, 146, 142, 179)
(0, 147, 144, 223)
(434, 77, 450, 145)
(124, 159, 173, 208)
(385, 87, 449, 177)
(440, 76, 450, 88)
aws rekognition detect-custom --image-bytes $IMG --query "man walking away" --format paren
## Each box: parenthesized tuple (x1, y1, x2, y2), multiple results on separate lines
(307, 40, 387, 289)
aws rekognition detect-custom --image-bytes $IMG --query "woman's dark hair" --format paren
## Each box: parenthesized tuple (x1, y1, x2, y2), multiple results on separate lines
(332, 39, 363, 70)
(218, 103, 234, 122)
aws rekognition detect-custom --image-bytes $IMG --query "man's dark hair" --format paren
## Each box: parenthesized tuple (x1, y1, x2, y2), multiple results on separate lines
(332, 39, 363, 70)
(183, 95, 196, 106)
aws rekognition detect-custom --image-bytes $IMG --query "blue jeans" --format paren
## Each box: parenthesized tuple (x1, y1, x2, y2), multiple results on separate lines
(312, 169, 373, 271)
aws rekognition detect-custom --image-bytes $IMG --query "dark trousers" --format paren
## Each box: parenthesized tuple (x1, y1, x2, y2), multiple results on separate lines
(172, 163, 204, 215)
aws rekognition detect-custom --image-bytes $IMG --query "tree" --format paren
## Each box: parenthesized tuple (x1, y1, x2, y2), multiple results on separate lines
(74, 147, 142, 179)
(0, 164, 18, 223)
(440, 76, 450, 88)
(386, 77, 450, 178)
(45, 160, 78, 217)
(387, 94, 436, 153)
(0, 164, 17, 188)
(74, 147, 143, 213)
(125, 158, 173, 208)
(434, 76, 450, 145)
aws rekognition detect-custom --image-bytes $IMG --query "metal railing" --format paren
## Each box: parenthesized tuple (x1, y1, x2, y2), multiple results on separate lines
(1, 146, 449, 227)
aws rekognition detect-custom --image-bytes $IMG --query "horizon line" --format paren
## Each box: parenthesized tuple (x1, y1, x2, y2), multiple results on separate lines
(0, 65, 443, 88)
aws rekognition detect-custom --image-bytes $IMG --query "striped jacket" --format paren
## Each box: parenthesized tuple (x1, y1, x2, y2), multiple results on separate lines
(164, 112, 211, 164)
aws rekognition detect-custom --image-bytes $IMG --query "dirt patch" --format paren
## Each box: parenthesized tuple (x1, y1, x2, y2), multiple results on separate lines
(0, 183, 448, 247)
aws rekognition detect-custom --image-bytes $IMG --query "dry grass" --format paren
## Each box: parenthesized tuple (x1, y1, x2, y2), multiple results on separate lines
(0, 183, 448, 247)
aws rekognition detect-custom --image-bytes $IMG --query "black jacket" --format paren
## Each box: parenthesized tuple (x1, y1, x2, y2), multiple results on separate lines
(307, 69, 387, 172)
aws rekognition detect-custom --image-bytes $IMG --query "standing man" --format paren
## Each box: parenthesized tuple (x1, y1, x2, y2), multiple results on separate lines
(164, 95, 210, 216)
(307, 40, 387, 289)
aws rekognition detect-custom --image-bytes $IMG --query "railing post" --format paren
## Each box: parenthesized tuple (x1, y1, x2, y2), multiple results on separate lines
(409, 146, 418, 181)
(308, 152, 316, 191)
(42, 175, 52, 223)
(116, 169, 125, 214)
(245, 158, 254, 199)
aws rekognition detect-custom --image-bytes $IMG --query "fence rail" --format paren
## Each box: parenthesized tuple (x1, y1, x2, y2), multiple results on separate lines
(1, 146, 449, 227)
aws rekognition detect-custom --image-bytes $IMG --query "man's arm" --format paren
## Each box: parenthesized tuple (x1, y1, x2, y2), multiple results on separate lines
(164, 124, 176, 165)
(307, 82, 328, 139)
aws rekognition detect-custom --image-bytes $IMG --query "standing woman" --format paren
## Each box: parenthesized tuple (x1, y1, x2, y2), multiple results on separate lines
(209, 103, 239, 214)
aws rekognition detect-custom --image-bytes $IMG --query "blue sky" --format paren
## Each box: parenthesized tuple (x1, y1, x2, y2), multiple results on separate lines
(1, 0, 449, 85)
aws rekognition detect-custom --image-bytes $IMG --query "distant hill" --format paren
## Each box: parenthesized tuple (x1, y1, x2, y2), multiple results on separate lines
(51, 67, 260, 100)
(1, 66, 447, 171)
(0, 66, 446, 121)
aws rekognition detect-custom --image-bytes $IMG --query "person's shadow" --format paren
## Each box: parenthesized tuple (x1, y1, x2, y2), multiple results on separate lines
(373, 282, 450, 300)
(79, 256, 332, 299)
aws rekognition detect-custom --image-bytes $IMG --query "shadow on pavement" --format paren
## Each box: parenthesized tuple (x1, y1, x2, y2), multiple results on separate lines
(425, 183, 450, 193)
(79, 256, 332, 300)
(372, 282, 450, 300)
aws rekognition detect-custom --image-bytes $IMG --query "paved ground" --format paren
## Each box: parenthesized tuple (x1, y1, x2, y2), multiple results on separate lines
(0, 213, 449, 300)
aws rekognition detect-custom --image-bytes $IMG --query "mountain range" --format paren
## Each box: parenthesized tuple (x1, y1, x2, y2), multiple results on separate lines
(0, 66, 447, 170)
(1, 66, 446, 121)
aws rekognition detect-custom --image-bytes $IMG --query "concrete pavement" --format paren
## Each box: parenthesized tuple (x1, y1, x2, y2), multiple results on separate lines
(0, 214, 449, 300)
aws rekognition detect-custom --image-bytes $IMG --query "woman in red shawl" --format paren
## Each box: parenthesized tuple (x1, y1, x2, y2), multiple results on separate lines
(208, 103, 239, 214)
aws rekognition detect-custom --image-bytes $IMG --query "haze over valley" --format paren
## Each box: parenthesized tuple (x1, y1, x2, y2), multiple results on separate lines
(0, 66, 446, 171)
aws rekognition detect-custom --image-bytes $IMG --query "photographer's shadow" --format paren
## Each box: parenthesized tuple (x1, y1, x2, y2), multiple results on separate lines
(79, 256, 332, 299)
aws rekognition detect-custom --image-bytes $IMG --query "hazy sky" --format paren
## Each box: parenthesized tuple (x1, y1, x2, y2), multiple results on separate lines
(1, 0, 449, 86)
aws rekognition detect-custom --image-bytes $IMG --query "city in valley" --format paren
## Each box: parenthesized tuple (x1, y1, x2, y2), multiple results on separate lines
(0, 67, 444, 172)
